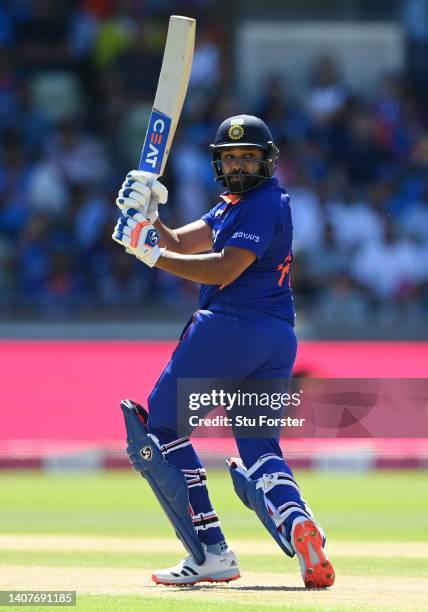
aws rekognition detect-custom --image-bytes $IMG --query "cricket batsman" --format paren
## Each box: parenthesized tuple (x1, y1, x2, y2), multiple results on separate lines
(112, 115, 335, 588)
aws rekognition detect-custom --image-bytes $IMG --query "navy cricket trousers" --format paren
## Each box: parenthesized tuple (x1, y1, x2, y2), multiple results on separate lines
(146, 306, 305, 545)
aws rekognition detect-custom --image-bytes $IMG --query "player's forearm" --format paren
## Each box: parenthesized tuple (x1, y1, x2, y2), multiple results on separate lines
(155, 250, 232, 285)
(153, 218, 182, 252)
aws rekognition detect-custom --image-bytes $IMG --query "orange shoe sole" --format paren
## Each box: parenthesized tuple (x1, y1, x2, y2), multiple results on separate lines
(152, 572, 241, 586)
(292, 520, 335, 588)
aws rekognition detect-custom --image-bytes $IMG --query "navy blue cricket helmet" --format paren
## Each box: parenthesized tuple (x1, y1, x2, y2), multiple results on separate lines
(210, 115, 279, 194)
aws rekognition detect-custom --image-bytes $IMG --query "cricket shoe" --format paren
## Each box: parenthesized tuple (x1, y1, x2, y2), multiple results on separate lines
(291, 518, 335, 588)
(152, 546, 241, 586)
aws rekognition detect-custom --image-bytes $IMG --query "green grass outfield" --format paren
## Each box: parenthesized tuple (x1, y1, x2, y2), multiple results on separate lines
(0, 470, 427, 611)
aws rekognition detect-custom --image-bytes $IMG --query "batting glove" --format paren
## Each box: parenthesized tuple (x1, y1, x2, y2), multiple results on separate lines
(116, 170, 168, 223)
(112, 208, 164, 268)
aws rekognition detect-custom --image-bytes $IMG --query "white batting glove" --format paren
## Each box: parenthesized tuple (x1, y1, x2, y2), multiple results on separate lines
(116, 170, 168, 223)
(112, 208, 164, 267)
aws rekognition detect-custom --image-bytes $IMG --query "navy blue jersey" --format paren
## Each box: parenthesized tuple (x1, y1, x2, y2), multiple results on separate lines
(200, 178, 295, 324)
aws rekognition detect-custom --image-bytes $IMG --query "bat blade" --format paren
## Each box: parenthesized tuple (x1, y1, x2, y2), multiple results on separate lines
(139, 15, 196, 177)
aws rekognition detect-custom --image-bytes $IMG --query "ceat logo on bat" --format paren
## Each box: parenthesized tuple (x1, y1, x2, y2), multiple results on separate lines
(139, 109, 172, 174)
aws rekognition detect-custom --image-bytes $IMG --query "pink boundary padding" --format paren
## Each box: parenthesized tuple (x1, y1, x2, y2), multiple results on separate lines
(1, 340, 428, 441)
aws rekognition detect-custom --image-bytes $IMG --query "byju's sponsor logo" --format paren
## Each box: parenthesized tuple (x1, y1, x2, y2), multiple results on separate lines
(232, 231, 260, 243)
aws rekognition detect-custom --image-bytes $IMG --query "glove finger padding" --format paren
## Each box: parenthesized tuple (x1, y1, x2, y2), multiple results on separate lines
(126, 170, 168, 205)
(117, 223, 132, 238)
(112, 216, 162, 268)
(112, 230, 130, 246)
(116, 196, 147, 212)
(115, 215, 158, 249)
(115, 233, 132, 248)
(116, 215, 137, 229)
(126, 170, 155, 185)
(113, 215, 143, 243)
(116, 170, 168, 226)
(121, 208, 147, 223)
(121, 181, 152, 200)
(117, 186, 150, 209)
(144, 180, 167, 222)
(151, 180, 168, 204)
(112, 220, 130, 245)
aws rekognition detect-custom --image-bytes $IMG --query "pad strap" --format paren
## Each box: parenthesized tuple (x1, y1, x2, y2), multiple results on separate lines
(191, 510, 221, 532)
(227, 460, 295, 558)
(278, 501, 312, 522)
(183, 468, 208, 489)
(246, 453, 284, 477)
(160, 437, 192, 455)
(256, 472, 301, 494)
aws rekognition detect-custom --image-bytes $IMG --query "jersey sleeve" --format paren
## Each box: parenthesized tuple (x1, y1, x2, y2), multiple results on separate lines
(224, 200, 279, 259)
(201, 206, 217, 229)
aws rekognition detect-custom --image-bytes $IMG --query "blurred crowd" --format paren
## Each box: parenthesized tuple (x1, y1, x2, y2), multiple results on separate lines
(0, 0, 427, 326)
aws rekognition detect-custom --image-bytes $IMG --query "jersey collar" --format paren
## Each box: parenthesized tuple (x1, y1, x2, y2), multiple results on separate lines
(220, 193, 242, 205)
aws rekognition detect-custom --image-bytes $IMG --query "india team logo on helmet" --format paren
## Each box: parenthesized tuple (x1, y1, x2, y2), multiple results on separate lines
(228, 124, 244, 140)
(210, 114, 280, 194)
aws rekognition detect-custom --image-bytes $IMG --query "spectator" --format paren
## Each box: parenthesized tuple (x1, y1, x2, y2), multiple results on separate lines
(306, 57, 348, 124)
(190, 27, 220, 90)
(327, 187, 384, 252)
(350, 221, 425, 302)
(0, 5, 426, 327)
(47, 119, 110, 187)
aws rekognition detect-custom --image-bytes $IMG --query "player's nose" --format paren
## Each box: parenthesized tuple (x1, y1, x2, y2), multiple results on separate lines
(231, 160, 244, 172)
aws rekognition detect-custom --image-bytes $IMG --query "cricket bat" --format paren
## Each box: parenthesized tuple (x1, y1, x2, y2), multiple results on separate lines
(138, 15, 196, 178)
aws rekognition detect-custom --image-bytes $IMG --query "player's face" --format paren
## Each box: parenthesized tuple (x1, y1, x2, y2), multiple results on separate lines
(219, 147, 264, 180)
